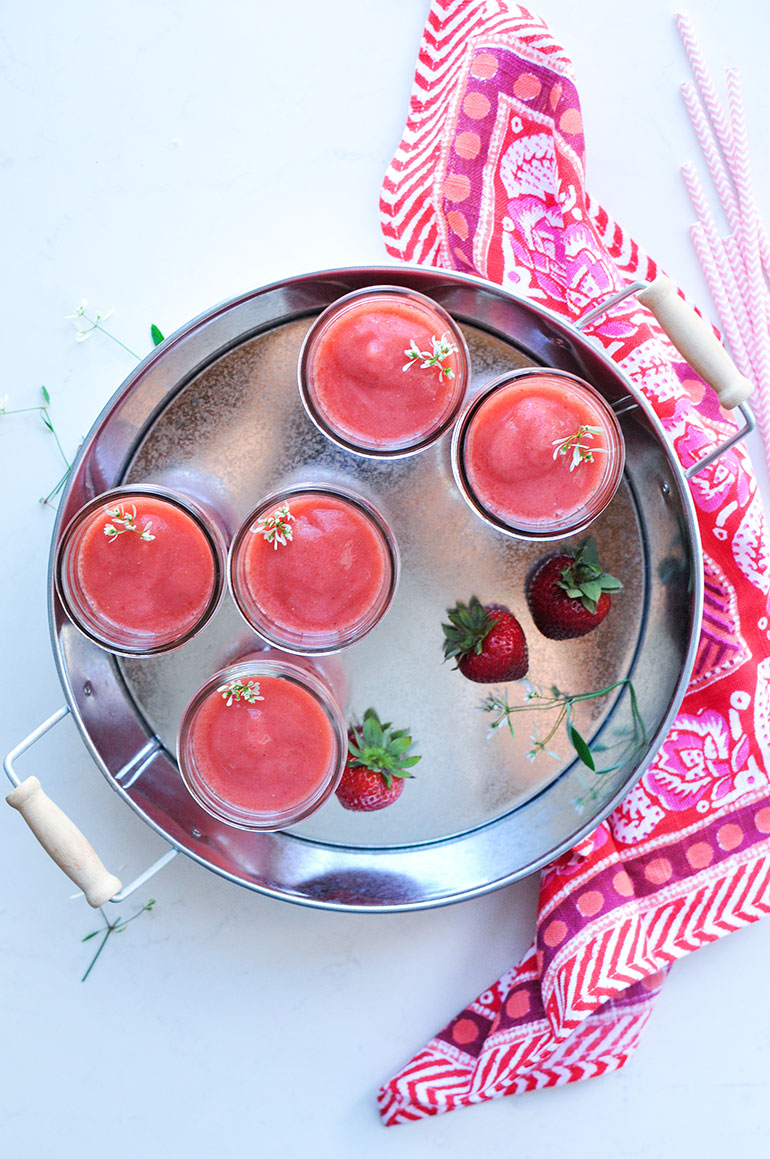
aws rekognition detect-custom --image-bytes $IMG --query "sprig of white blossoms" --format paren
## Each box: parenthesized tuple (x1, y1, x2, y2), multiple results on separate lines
(68, 299, 116, 343)
(551, 425, 606, 472)
(103, 504, 155, 542)
(217, 680, 264, 706)
(403, 332, 458, 379)
(252, 503, 295, 549)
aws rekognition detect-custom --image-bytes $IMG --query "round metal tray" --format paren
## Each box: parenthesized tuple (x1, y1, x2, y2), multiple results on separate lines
(49, 266, 702, 911)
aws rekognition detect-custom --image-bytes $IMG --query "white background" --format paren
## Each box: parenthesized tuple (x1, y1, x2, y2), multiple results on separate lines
(2, 2, 770, 1156)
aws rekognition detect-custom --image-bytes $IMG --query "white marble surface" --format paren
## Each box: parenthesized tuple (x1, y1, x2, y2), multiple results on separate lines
(2, 2, 769, 1156)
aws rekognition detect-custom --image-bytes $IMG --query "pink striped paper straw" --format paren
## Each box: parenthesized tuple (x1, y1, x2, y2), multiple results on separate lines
(677, 11, 770, 281)
(681, 82, 741, 236)
(727, 69, 770, 452)
(690, 222, 755, 382)
(726, 73, 769, 368)
(723, 234, 751, 310)
(681, 162, 754, 375)
(677, 13, 734, 163)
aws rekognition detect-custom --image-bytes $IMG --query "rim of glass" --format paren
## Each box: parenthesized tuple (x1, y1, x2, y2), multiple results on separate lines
(228, 482, 400, 655)
(177, 658, 348, 831)
(55, 484, 228, 656)
(450, 368, 626, 542)
(297, 284, 471, 459)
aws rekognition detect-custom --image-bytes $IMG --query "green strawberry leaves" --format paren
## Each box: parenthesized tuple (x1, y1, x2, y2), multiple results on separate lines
(348, 707, 420, 788)
(557, 537, 622, 614)
(441, 596, 498, 662)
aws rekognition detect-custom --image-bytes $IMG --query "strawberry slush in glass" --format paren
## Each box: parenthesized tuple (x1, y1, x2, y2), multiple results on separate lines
(298, 286, 470, 456)
(452, 370, 625, 539)
(229, 485, 399, 653)
(56, 487, 227, 655)
(177, 657, 347, 830)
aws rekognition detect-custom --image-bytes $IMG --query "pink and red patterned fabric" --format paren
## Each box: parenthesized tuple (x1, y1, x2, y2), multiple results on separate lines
(378, 0, 770, 1125)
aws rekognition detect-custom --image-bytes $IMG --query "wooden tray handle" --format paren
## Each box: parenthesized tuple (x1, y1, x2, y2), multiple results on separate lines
(636, 275, 754, 409)
(7, 776, 122, 908)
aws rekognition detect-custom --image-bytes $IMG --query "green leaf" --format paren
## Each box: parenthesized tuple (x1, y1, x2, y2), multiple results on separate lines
(81, 930, 101, 942)
(580, 580, 602, 606)
(600, 575, 623, 592)
(567, 723, 595, 771)
(362, 714, 380, 748)
(390, 735, 413, 755)
(41, 385, 51, 404)
(150, 323, 165, 346)
(41, 414, 54, 432)
(578, 537, 600, 568)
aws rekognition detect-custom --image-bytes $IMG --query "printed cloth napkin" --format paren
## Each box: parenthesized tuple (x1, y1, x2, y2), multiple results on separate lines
(377, 0, 770, 1125)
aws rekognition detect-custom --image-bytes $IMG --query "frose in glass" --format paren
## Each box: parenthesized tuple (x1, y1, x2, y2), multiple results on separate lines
(452, 370, 625, 539)
(177, 657, 347, 830)
(56, 487, 227, 655)
(229, 485, 398, 653)
(299, 286, 469, 457)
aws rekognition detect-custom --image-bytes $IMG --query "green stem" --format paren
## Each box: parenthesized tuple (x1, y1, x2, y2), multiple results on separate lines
(41, 407, 71, 468)
(40, 465, 71, 506)
(81, 313, 140, 360)
(81, 921, 113, 983)
(539, 705, 567, 749)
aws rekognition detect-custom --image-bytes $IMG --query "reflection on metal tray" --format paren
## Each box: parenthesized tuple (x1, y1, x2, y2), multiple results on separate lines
(49, 267, 703, 911)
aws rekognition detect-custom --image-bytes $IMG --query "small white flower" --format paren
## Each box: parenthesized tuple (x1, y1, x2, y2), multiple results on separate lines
(253, 504, 295, 549)
(402, 332, 458, 379)
(217, 679, 264, 706)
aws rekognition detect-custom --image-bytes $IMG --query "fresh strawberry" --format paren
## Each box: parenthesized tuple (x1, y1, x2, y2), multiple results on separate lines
(335, 707, 420, 812)
(442, 596, 528, 683)
(527, 537, 622, 640)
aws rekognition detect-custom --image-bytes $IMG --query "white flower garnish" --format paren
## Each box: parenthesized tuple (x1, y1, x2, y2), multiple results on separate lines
(217, 680, 264, 706)
(551, 425, 606, 471)
(252, 504, 295, 549)
(402, 332, 458, 379)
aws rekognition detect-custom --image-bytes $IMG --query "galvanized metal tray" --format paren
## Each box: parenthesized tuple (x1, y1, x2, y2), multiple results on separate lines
(39, 267, 707, 910)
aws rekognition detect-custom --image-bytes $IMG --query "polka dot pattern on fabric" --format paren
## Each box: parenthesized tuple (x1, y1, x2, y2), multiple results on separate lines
(717, 823, 743, 851)
(576, 890, 604, 917)
(559, 107, 582, 134)
(454, 131, 481, 160)
(446, 210, 469, 240)
(686, 842, 714, 869)
(644, 857, 674, 886)
(755, 807, 770, 833)
(452, 1018, 480, 1045)
(471, 52, 498, 79)
(505, 990, 531, 1020)
(543, 919, 567, 947)
(513, 72, 542, 100)
(443, 173, 471, 201)
(463, 91, 491, 119)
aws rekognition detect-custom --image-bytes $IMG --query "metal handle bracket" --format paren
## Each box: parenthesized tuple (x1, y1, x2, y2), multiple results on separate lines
(5, 709, 177, 906)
